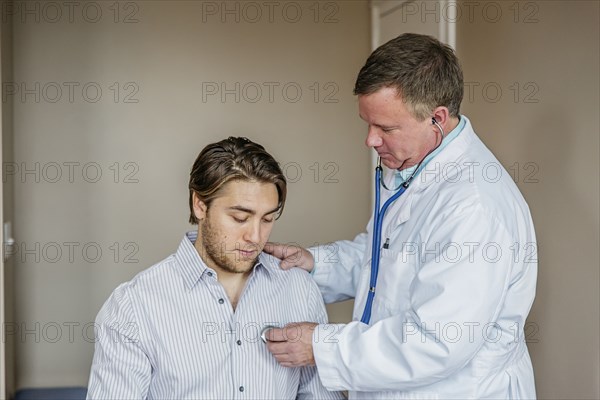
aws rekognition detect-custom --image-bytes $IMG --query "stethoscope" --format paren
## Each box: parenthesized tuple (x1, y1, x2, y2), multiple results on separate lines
(360, 118, 446, 325)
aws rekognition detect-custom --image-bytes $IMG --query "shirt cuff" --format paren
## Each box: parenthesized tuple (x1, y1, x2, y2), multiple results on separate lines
(307, 247, 318, 276)
(307, 246, 333, 283)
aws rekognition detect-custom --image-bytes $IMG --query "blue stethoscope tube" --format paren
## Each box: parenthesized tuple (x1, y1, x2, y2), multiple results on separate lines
(360, 118, 446, 325)
(360, 158, 408, 324)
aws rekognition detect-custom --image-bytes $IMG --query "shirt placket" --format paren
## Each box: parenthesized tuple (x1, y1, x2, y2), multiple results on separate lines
(203, 270, 241, 397)
(230, 270, 258, 399)
(205, 268, 262, 399)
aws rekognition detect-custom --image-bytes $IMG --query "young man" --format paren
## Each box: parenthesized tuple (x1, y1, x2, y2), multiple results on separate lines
(86, 137, 341, 399)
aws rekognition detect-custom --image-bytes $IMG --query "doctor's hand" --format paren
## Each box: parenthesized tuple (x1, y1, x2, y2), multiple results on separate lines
(265, 322, 318, 367)
(264, 242, 315, 272)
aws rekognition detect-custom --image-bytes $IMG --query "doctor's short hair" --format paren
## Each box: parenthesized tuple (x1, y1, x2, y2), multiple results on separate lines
(188, 136, 287, 224)
(354, 33, 464, 121)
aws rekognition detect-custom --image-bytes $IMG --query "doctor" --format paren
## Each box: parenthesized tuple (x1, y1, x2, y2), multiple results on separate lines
(265, 33, 537, 399)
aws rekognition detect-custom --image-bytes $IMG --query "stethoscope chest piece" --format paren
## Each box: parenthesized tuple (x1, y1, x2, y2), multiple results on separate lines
(260, 325, 278, 343)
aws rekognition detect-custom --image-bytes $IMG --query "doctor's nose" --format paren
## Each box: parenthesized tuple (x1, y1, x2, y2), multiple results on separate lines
(365, 126, 383, 148)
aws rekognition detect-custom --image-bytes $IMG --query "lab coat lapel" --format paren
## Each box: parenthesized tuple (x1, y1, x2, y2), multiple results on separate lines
(382, 188, 413, 239)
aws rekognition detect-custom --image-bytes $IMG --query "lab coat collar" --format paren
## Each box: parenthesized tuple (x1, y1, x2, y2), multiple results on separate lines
(412, 116, 476, 191)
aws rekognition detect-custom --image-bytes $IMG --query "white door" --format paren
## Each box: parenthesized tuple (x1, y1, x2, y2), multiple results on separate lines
(0, 13, 6, 396)
(0, 2, 15, 397)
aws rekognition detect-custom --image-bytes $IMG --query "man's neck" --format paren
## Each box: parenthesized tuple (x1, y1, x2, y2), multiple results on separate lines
(444, 116, 460, 135)
(218, 271, 251, 311)
(193, 238, 253, 311)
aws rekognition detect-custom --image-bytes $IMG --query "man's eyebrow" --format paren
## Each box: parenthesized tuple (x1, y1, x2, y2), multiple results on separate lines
(227, 206, 280, 216)
(228, 206, 255, 215)
(358, 114, 392, 129)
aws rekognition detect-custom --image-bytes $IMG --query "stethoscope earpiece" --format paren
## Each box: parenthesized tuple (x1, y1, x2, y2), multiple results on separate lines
(431, 118, 445, 139)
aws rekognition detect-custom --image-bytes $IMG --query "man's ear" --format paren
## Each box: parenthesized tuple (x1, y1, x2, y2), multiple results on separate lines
(192, 192, 208, 221)
(431, 106, 451, 130)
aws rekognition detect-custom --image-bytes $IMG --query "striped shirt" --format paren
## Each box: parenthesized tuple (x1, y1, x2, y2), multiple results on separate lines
(87, 231, 342, 400)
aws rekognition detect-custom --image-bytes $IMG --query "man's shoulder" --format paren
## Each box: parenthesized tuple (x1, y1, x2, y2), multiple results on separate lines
(111, 253, 178, 298)
(258, 252, 326, 319)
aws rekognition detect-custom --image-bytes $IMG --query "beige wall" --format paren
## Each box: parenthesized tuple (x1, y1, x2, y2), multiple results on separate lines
(9, 0, 369, 388)
(5, 0, 600, 398)
(456, 1, 599, 398)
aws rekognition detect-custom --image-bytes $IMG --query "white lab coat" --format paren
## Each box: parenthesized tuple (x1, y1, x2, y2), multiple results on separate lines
(311, 117, 537, 399)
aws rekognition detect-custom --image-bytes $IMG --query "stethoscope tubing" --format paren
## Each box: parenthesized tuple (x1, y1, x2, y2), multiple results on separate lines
(360, 164, 407, 324)
(360, 119, 446, 325)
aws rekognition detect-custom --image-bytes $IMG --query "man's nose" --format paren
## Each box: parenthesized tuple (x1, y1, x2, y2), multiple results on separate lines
(365, 126, 383, 148)
(243, 221, 262, 244)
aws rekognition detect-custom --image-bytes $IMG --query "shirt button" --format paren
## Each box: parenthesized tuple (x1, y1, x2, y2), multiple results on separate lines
(207, 271, 213, 277)
(236, 339, 242, 345)
(239, 386, 244, 392)
(218, 298, 224, 304)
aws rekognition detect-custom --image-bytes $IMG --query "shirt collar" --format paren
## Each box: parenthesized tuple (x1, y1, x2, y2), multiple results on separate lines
(174, 231, 272, 290)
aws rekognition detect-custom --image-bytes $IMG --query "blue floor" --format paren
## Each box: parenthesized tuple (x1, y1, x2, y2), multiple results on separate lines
(14, 387, 87, 400)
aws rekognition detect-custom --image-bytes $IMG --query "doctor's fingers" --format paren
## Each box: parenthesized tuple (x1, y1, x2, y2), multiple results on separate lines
(274, 354, 302, 368)
(265, 327, 288, 342)
(280, 248, 314, 272)
(264, 242, 313, 271)
(263, 242, 286, 259)
(266, 340, 292, 355)
(266, 339, 310, 357)
(266, 323, 315, 342)
(267, 343, 310, 367)
(270, 351, 298, 368)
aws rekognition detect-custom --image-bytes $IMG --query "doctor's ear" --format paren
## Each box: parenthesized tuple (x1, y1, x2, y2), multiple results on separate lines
(192, 192, 208, 221)
(430, 107, 450, 127)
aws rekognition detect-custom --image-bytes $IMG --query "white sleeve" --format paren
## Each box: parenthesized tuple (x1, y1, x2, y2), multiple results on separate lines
(309, 232, 368, 304)
(86, 286, 151, 400)
(312, 208, 517, 391)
